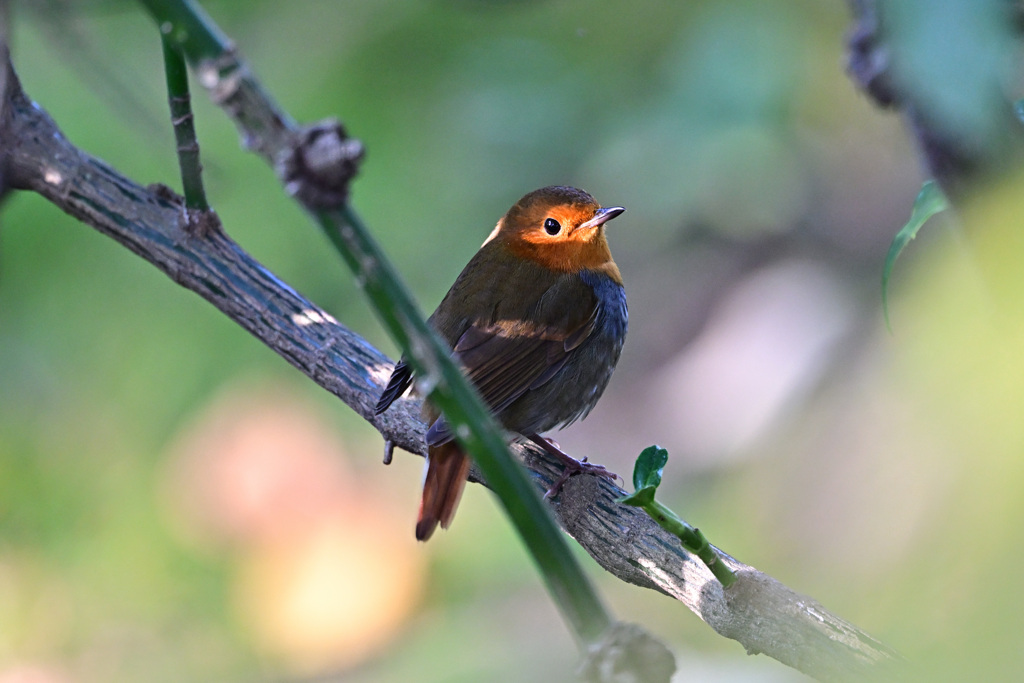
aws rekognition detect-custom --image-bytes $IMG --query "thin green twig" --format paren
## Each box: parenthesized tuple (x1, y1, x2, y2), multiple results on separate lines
(642, 499, 736, 587)
(619, 446, 736, 587)
(138, 0, 614, 648)
(160, 33, 208, 210)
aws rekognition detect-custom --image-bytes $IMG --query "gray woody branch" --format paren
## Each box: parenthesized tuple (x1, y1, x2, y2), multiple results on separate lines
(0, 39, 898, 682)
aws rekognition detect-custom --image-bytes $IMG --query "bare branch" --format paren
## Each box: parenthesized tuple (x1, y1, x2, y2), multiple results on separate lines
(0, 44, 898, 680)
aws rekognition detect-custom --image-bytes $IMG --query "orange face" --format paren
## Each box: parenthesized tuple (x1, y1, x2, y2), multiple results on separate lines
(487, 186, 625, 281)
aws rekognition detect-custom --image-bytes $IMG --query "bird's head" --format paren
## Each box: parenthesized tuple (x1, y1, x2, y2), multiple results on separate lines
(484, 186, 625, 280)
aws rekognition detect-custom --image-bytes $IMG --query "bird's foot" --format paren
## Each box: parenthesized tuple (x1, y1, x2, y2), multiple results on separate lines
(526, 434, 619, 498)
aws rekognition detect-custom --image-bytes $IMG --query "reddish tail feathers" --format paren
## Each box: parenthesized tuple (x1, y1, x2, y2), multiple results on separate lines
(416, 441, 471, 541)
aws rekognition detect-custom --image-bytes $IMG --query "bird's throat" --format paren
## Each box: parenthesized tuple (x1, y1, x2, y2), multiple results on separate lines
(505, 231, 622, 284)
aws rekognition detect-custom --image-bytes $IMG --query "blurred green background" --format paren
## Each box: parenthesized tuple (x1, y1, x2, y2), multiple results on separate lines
(7, 0, 1024, 681)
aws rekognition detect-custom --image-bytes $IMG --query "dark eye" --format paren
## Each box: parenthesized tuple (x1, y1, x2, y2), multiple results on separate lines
(543, 218, 561, 235)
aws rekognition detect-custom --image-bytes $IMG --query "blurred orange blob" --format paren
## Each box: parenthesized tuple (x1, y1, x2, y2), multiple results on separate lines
(162, 384, 353, 546)
(0, 665, 70, 683)
(235, 515, 422, 672)
(161, 382, 425, 673)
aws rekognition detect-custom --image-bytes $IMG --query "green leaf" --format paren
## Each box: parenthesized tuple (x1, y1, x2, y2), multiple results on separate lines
(882, 180, 949, 331)
(632, 445, 668, 492)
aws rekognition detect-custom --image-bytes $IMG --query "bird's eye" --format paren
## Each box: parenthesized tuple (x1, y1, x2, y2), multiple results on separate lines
(543, 218, 561, 235)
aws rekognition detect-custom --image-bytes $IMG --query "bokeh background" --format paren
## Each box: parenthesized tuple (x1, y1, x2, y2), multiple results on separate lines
(5, 0, 1024, 681)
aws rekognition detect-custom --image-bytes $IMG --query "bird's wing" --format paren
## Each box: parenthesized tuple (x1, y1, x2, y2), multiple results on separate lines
(374, 358, 413, 415)
(424, 298, 599, 446)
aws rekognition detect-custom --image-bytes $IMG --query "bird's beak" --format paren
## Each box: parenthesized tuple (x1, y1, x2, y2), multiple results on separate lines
(579, 206, 626, 230)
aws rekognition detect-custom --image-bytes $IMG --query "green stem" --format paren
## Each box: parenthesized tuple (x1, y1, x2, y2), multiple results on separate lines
(138, 0, 613, 647)
(644, 499, 736, 587)
(140, 0, 227, 62)
(160, 35, 208, 211)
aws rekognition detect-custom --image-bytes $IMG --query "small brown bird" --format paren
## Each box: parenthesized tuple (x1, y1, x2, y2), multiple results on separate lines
(375, 186, 627, 540)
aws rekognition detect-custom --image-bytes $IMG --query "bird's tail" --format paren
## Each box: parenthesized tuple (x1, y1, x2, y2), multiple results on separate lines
(416, 441, 471, 541)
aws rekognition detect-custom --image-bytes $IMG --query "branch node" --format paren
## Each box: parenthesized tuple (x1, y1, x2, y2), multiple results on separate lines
(576, 622, 676, 683)
(277, 119, 364, 208)
(186, 206, 223, 238)
(196, 43, 242, 103)
(144, 183, 221, 237)
(148, 182, 183, 204)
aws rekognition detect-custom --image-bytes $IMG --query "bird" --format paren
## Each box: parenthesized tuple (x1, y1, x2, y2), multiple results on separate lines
(374, 186, 627, 541)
